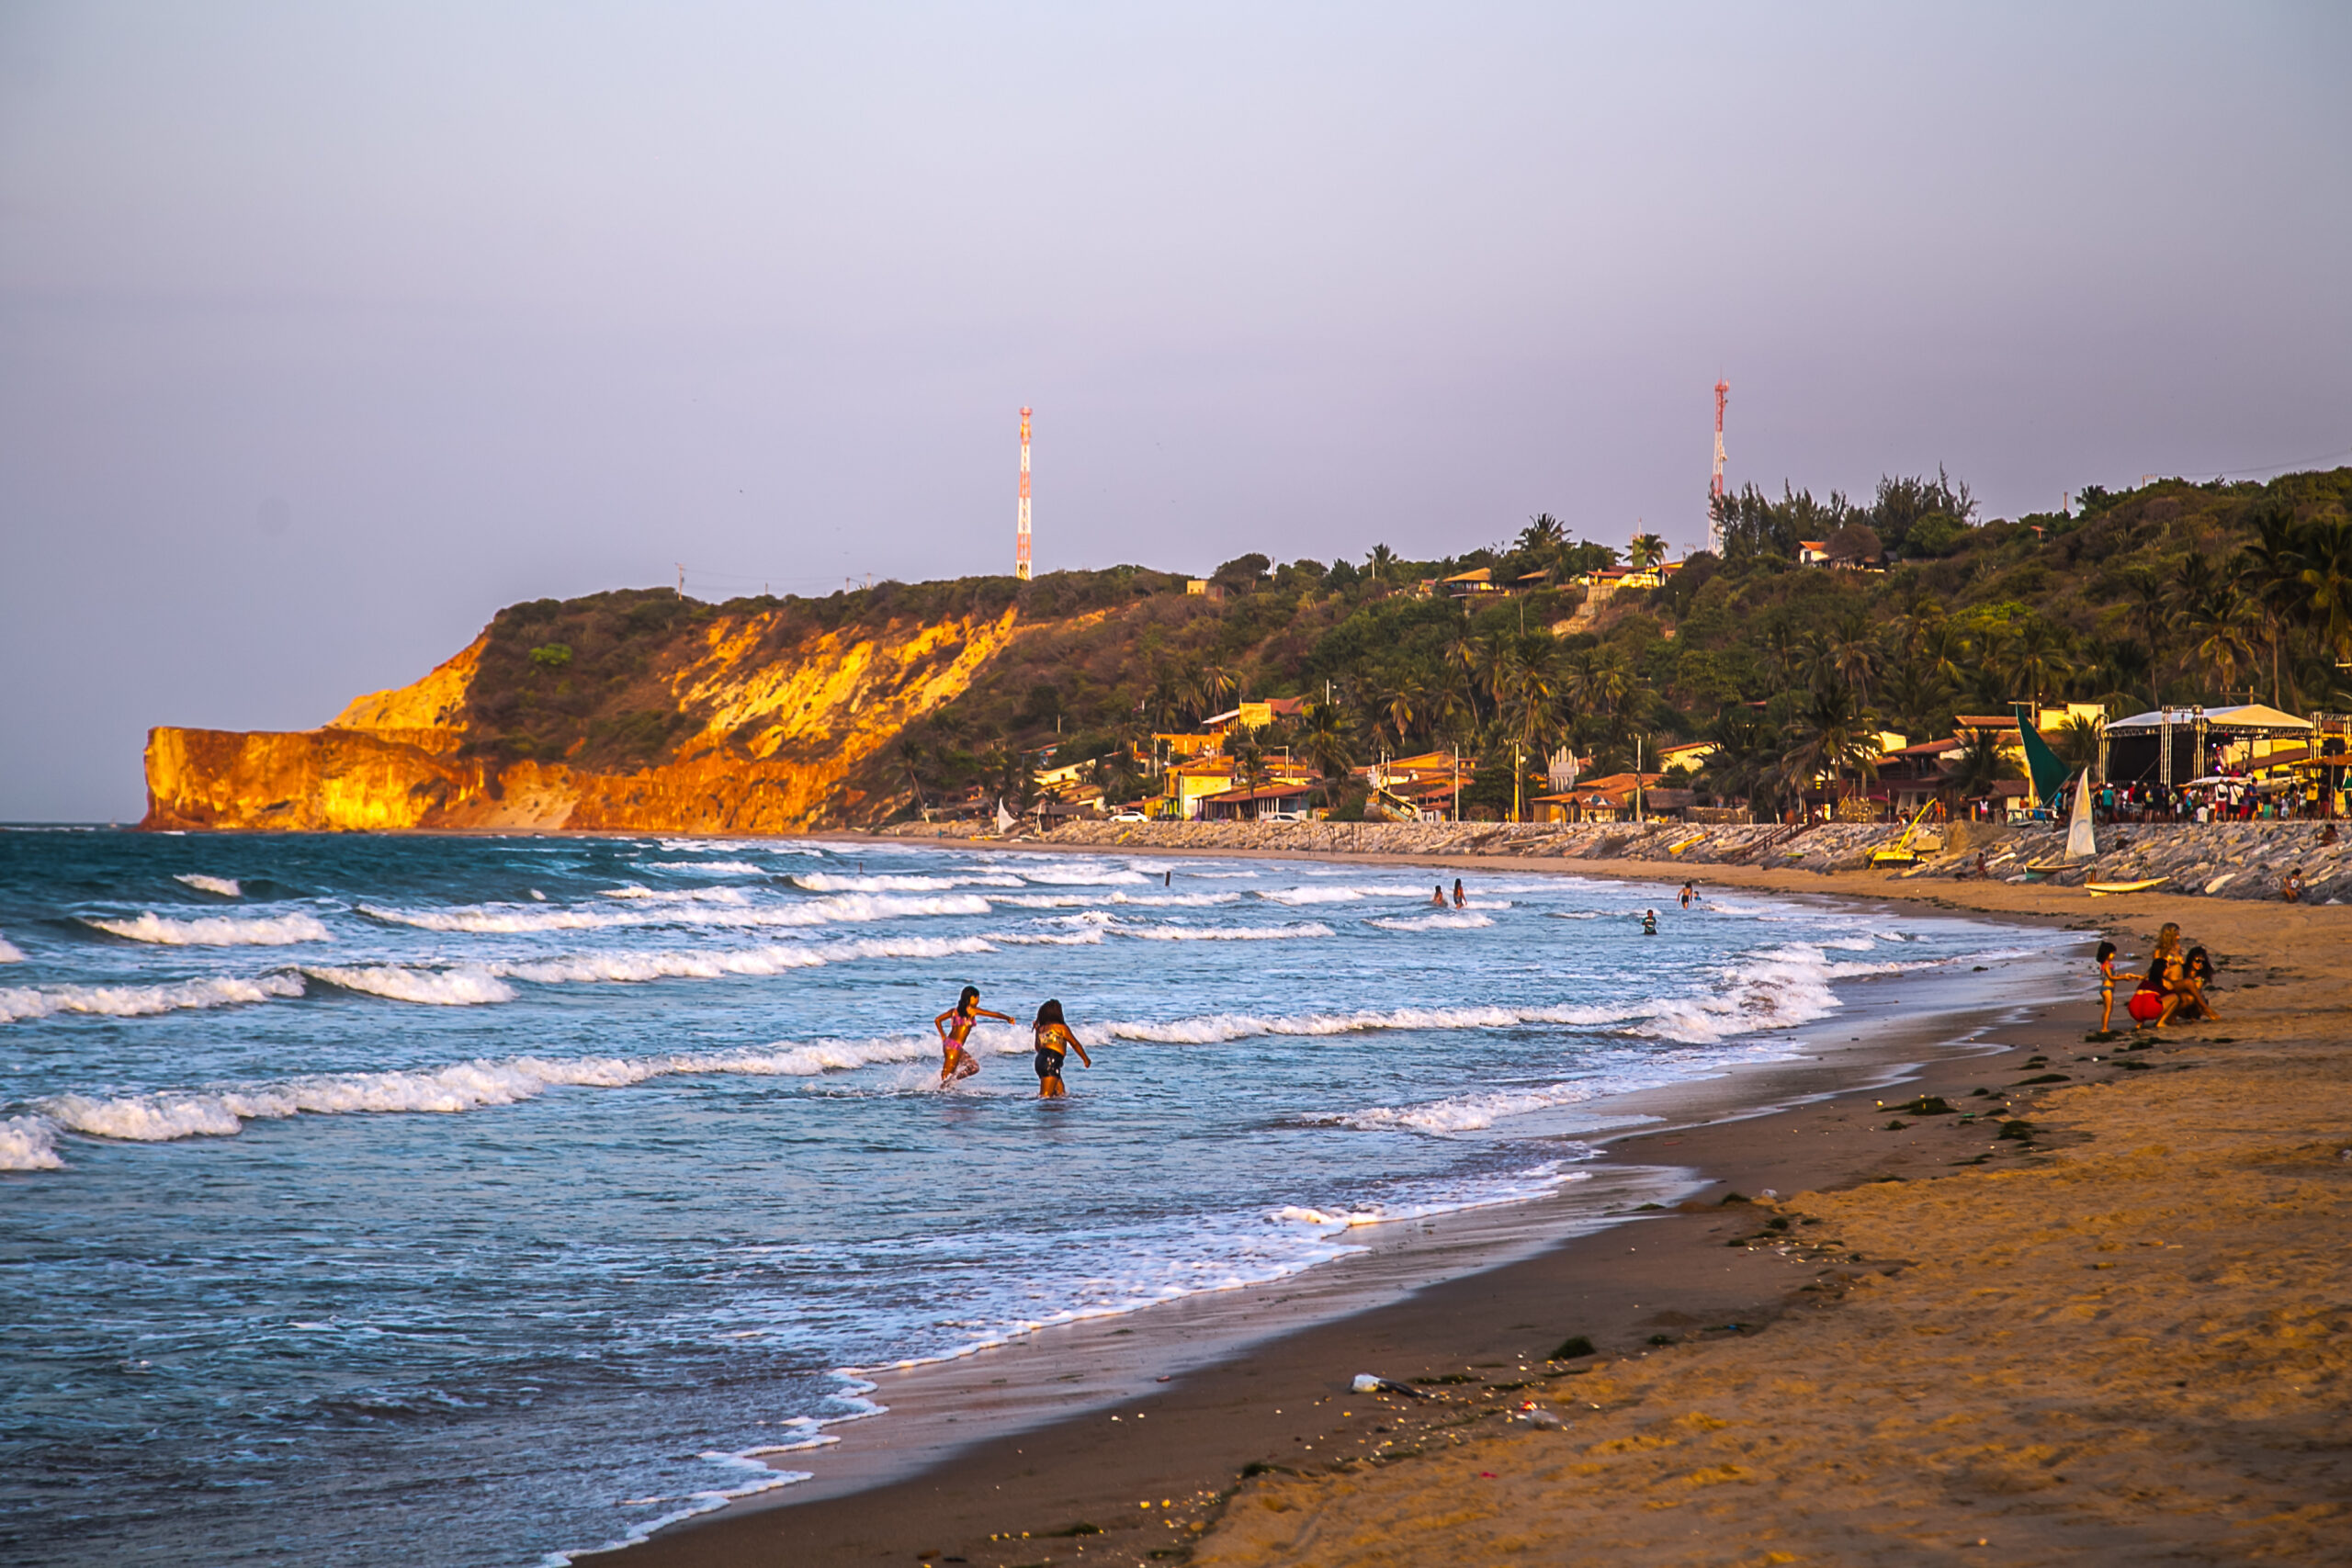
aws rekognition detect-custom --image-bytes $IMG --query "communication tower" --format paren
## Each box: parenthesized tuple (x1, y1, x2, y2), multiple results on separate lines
(1015, 407, 1033, 581)
(1708, 378, 1730, 553)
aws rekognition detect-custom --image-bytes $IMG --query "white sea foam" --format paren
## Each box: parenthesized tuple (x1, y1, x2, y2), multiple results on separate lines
(358, 891, 991, 933)
(598, 885, 753, 904)
(1367, 911, 1495, 931)
(0, 973, 306, 1024)
(21, 1032, 954, 1156)
(0, 1115, 63, 1170)
(634, 860, 768, 875)
(792, 872, 1024, 892)
(1256, 884, 1428, 905)
(85, 910, 333, 947)
(304, 965, 520, 1006)
(491, 935, 996, 986)
(986, 890, 1241, 908)
(985, 930, 1105, 946)
(1108, 920, 1334, 942)
(0, 932, 22, 964)
(1004, 863, 1150, 886)
(1267, 1165, 1590, 1226)
(173, 874, 243, 897)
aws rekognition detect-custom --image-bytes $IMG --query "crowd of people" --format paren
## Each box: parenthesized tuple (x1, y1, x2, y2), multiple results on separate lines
(2092, 772, 2342, 824)
(2095, 920, 2220, 1036)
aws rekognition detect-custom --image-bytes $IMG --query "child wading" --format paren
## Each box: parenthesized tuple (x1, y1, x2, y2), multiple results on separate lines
(934, 985, 1012, 1086)
(1029, 998, 1091, 1098)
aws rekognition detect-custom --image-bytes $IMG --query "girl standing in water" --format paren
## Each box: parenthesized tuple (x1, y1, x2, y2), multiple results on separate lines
(1030, 999, 1091, 1098)
(934, 985, 1013, 1086)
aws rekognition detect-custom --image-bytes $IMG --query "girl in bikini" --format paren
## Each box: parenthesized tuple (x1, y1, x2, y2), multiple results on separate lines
(2094, 941, 2120, 1035)
(1030, 998, 1092, 1098)
(934, 985, 1012, 1086)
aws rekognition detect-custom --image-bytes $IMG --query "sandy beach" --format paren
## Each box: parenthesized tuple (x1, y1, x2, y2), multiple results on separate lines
(601, 844, 2348, 1567)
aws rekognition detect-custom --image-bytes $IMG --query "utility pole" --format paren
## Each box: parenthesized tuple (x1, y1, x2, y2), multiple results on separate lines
(676, 563, 684, 599)
(1015, 407, 1034, 581)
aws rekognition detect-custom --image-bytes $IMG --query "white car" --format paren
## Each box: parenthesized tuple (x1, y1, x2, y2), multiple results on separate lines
(1257, 810, 1308, 824)
(1109, 809, 1150, 823)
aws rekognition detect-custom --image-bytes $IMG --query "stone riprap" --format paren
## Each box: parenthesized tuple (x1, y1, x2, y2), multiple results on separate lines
(876, 817, 2352, 902)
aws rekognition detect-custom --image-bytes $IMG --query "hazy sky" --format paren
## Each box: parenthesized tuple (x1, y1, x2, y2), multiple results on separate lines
(3, 3, 2347, 819)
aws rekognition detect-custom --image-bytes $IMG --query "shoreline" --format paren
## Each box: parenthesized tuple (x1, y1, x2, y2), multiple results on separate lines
(602, 852, 2083, 1567)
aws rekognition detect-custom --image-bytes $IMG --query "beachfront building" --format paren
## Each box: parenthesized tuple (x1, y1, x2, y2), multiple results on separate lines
(1357, 750, 1468, 820)
(1532, 772, 1678, 823)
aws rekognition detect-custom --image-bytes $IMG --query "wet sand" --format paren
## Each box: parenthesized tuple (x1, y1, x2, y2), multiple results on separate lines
(606, 852, 2313, 1566)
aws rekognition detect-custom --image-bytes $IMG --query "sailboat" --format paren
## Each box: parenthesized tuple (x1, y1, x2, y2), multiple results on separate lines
(994, 797, 1017, 836)
(2027, 768, 2101, 879)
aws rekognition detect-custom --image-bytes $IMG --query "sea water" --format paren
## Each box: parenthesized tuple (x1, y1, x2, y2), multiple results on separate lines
(0, 830, 2056, 1566)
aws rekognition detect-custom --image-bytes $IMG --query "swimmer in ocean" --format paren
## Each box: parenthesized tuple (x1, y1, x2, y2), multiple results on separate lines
(934, 985, 1012, 1085)
(1641, 908, 1659, 935)
(1453, 878, 1467, 908)
(1029, 998, 1091, 1098)
(1431, 885, 1447, 906)
(1679, 881, 1694, 909)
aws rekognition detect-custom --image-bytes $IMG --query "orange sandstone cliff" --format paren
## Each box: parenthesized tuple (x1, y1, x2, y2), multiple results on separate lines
(141, 595, 1035, 833)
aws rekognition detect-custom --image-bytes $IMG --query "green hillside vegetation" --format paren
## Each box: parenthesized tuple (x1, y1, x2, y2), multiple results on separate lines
(458, 466, 2352, 819)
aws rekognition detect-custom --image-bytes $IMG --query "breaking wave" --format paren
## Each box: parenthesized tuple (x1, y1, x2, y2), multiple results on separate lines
(173, 874, 242, 897)
(358, 892, 992, 934)
(1256, 884, 1429, 905)
(85, 911, 333, 947)
(1108, 920, 1334, 942)
(14, 1032, 953, 1160)
(0, 932, 22, 964)
(304, 965, 519, 1006)
(1366, 911, 1494, 931)
(986, 890, 1241, 908)
(791, 872, 1024, 892)
(0, 973, 307, 1024)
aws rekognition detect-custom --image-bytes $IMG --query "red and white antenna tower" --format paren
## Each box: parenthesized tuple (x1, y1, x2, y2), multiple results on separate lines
(1707, 378, 1729, 552)
(1015, 406, 1034, 581)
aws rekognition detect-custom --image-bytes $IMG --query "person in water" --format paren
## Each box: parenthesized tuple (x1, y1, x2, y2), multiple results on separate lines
(1430, 885, 1447, 907)
(2093, 941, 2120, 1036)
(1030, 998, 1092, 1098)
(934, 985, 1013, 1085)
(1452, 878, 1467, 908)
(1679, 881, 1694, 909)
(1641, 908, 1658, 935)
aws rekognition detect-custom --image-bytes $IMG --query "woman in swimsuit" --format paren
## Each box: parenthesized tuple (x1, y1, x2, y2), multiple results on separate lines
(1430, 885, 1447, 907)
(934, 985, 1013, 1085)
(2177, 945, 2222, 1021)
(1452, 879, 1467, 908)
(1030, 998, 1091, 1098)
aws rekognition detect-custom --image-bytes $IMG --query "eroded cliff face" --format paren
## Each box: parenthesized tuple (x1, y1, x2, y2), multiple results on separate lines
(142, 607, 1026, 833)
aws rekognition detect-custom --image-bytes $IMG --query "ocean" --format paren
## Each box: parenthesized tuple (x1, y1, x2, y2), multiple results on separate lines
(0, 829, 2057, 1566)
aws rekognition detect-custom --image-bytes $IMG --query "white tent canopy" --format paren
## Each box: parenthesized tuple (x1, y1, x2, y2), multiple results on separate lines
(2105, 704, 2312, 736)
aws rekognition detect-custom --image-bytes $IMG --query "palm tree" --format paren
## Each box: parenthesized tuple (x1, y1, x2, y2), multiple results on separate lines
(1518, 513, 1567, 556)
(2007, 618, 2073, 709)
(2053, 713, 2102, 772)
(1943, 731, 2011, 810)
(1826, 611, 1879, 706)
(1780, 685, 1882, 810)
(1301, 702, 1358, 806)
(1628, 533, 1668, 571)
(2291, 515, 2352, 671)
(1190, 663, 1237, 722)
(2178, 566, 2256, 694)
(1881, 657, 1953, 741)
(1365, 544, 1398, 582)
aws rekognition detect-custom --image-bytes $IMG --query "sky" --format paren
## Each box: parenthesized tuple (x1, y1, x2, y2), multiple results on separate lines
(2, 3, 2347, 820)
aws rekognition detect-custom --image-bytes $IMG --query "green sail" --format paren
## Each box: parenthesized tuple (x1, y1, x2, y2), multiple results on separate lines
(2011, 703, 2070, 807)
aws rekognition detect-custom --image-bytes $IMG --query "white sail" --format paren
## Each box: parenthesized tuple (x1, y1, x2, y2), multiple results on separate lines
(994, 798, 1016, 835)
(2064, 769, 2098, 861)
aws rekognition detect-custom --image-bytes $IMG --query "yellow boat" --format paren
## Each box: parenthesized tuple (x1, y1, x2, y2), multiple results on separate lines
(2085, 877, 2169, 897)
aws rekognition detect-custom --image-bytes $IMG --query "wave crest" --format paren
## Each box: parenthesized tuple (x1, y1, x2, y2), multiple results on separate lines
(85, 911, 332, 946)
(173, 874, 242, 897)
